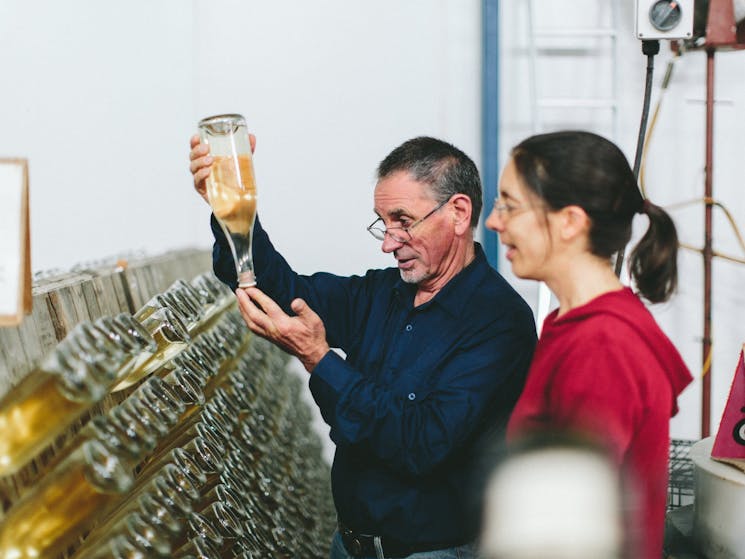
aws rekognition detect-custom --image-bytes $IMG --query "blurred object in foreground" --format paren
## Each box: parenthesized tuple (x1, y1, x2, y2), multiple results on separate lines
(481, 433, 625, 559)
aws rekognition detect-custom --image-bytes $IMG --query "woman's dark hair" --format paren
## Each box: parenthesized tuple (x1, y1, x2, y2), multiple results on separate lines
(511, 130, 678, 303)
(377, 136, 483, 228)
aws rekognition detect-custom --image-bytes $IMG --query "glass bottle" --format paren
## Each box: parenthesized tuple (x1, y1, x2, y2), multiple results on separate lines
(192, 328, 226, 358)
(150, 405, 232, 461)
(38, 409, 152, 477)
(178, 347, 219, 382)
(93, 313, 157, 382)
(219, 469, 251, 508)
(114, 306, 191, 390)
(196, 483, 248, 523)
(228, 360, 263, 403)
(198, 113, 258, 288)
(230, 420, 269, 464)
(137, 490, 185, 539)
(136, 447, 207, 495)
(104, 461, 198, 534)
(239, 498, 278, 556)
(183, 434, 226, 480)
(151, 437, 226, 500)
(171, 510, 224, 553)
(0, 439, 133, 558)
(184, 343, 222, 385)
(133, 306, 191, 370)
(134, 376, 186, 431)
(190, 272, 236, 335)
(82, 460, 198, 553)
(116, 394, 172, 443)
(230, 539, 267, 558)
(73, 533, 147, 559)
(134, 289, 190, 326)
(159, 287, 204, 334)
(65, 321, 129, 371)
(225, 370, 259, 409)
(166, 279, 207, 315)
(174, 536, 222, 559)
(173, 351, 216, 386)
(160, 367, 206, 423)
(200, 501, 245, 552)
(203, 342, 253, 399)
(0, 337, 126, 477)
(148, 468, 197, 520)
(74, 511, 172, 559)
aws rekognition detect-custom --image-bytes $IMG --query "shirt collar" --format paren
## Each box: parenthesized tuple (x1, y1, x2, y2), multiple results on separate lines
(392, 243, 490, 317)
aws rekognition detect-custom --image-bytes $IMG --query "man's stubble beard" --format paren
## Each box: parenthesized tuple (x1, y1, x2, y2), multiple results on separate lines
(399, 268, 434, 285)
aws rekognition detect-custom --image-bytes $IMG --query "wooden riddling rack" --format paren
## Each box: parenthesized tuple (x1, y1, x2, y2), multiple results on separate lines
(0, 249, 335, 557)
(0, 249, 211, 396)
(0, 249, 213, 506)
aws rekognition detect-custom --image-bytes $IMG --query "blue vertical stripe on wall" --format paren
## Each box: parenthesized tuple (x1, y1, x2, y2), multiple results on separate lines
(481, 0, 500, 270)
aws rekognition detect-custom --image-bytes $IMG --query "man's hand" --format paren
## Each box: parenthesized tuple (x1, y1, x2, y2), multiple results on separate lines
(189, 133, 256, 204)
(235, 287, 330, 373)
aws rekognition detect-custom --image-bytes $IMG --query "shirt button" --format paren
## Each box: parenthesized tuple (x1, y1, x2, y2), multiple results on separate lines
(408, 392, 416, 401)
(405, 324, 413, 332)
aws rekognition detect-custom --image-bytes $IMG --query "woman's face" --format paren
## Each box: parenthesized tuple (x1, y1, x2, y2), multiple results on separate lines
(485, 159, 555, 281)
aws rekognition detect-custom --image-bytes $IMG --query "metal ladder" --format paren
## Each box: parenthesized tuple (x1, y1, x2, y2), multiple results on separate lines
(525, 0, 621, 329)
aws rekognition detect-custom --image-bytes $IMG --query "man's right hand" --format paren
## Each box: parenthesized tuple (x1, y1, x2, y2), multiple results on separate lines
(189, 133, 257, 204)
(189, 134, 213, 204)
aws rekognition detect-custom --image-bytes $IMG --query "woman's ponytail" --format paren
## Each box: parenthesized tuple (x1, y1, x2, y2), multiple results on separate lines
(629, 201, 679, 303)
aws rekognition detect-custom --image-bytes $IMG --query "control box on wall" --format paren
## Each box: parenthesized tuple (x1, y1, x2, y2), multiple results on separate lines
(636, 0, 694, 40)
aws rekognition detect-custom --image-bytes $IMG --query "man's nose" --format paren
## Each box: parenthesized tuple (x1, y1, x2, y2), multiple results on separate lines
(381, 233, 404, 253)
(485, 208, 505, 233)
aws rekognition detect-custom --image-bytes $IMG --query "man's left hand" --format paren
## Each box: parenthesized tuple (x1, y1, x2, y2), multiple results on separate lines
(235, 287, 330, 373)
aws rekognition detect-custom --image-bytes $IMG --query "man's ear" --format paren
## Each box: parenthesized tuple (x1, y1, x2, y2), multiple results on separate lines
(450, 194, 473, 235)
(559, 205, 591, 242)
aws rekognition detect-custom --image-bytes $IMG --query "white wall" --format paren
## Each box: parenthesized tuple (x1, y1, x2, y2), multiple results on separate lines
(2, 0, 741, 444)
(0, 0, 480, 276)
(0, 1, 197, 268)
(192, 0, 482, 276)
(1, 0, 481, 462)
(498, 0, 745, 441)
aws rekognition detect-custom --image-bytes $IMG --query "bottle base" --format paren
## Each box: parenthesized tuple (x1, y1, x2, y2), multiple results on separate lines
(237, 271, 256, 288)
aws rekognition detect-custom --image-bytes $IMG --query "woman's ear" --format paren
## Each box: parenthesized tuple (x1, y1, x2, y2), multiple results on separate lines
(559, 205, 591, 242)
(450, 194, 473, 235)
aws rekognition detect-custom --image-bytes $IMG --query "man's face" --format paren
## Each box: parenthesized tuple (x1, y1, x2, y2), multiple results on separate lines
(373, 171, 455, 285)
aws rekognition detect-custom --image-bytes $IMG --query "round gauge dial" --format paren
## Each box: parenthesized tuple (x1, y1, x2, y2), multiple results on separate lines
(649, 0, 683, 32)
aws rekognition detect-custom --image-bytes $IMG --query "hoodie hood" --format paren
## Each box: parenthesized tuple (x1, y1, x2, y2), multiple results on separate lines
(544, 287, 693, 416)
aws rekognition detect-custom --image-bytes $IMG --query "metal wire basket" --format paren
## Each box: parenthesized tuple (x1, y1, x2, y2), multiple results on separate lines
(668, 439, 696, 510)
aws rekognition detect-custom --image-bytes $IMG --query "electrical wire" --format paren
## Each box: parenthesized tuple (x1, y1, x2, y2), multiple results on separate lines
(664, 195, 745, 379)
(679, 243, 745, 266)
(701, 346, 713, 378)
(632, 40, 660, 179)
(625, 42, 745, 383)
(639, 53, 680, 198)
(614, 40, 659, 277)
(631, 48, 745, 268)
(665, 197, 745, 265)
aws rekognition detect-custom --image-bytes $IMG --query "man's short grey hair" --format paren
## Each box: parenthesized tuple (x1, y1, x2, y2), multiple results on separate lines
(377, 136, 483, 228)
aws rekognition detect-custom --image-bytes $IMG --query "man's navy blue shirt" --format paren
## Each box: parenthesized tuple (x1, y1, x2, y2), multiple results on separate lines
(212, 216, 536, 546)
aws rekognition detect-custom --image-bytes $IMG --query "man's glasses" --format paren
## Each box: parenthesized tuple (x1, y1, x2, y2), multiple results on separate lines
(367, 198, 449, 243)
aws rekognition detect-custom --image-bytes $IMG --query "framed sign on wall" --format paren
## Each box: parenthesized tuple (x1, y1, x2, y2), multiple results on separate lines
(0, 158, 32, 327)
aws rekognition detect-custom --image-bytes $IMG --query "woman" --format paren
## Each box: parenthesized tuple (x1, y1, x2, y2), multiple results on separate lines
(485, 131, 692, 559)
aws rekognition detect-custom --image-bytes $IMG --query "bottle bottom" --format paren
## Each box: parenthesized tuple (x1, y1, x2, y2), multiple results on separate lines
(237, 271, 256, 288)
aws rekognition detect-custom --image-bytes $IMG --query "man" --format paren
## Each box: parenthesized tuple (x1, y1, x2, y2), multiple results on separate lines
(190, 134, 536, 559)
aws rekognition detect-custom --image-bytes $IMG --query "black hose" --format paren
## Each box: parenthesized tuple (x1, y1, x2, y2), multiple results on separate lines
(615, 40, 659, 277)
